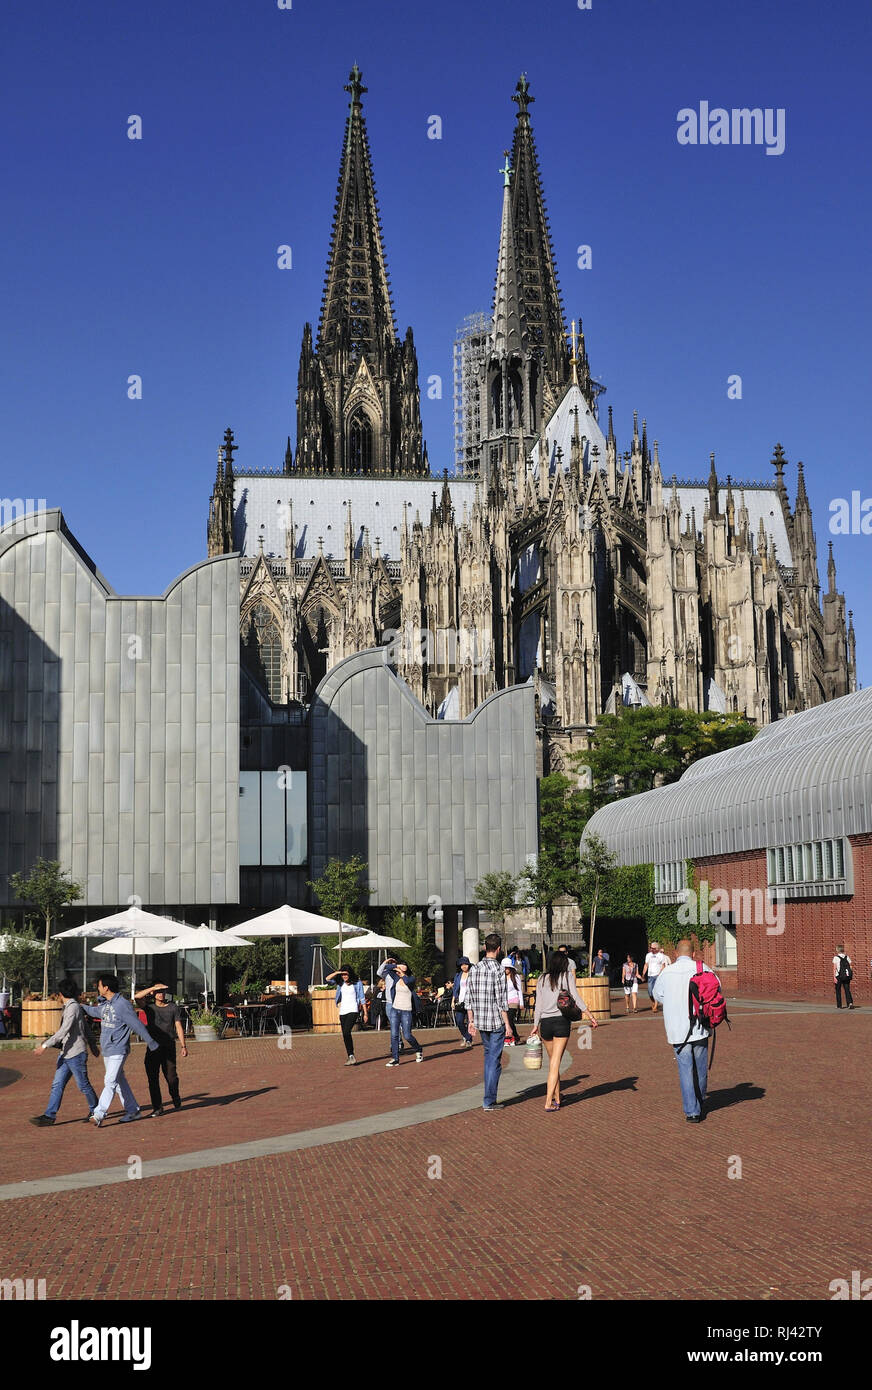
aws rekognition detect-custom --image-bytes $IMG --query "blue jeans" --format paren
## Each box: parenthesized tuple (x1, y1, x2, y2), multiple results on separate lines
(674, 1040, 708, 1117)
(479, 1027, 506, 1108)
(94, 1052, 140, 1120)
(45, 1052, 98, 1119)
(389, 1009, 421, 1061)
(454, 1008, 471, 1043)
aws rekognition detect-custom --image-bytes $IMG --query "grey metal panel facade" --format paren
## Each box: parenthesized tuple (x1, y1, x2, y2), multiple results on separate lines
(309, 648, 537, 906)
(585, 686, 872, 867)
(0, 512, 240, 908)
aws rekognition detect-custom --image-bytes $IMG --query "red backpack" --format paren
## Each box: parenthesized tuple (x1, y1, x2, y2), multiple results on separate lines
(678, 962, 731, 1080)
(689, 962, 729, 1032)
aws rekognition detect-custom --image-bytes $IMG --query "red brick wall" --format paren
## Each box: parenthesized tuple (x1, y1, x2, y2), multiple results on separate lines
(691, 835, 872, 1002)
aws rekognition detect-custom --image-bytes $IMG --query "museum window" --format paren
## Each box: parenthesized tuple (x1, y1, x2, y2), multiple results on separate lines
(766, 836, 850, 898)
(239, 771, 308, 867)
(654, 861, 687, 904)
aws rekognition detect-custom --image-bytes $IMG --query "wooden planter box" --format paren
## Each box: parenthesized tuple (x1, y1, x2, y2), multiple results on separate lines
(576, 975, 611, 1024)
(21, 1000, 64, 1037)
(309, 991, 340, 1033)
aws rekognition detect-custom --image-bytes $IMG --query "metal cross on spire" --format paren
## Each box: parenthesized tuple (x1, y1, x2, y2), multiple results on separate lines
(345, 63, 367, 106)
(499, 150, 512, 187)
(513, 72, 534, 115)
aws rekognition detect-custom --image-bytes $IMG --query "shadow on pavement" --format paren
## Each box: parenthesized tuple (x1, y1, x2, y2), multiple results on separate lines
(705, 1081, 765, 1112)
(566, 1075, 640, 1105)
(0, 1069, 22, 1089)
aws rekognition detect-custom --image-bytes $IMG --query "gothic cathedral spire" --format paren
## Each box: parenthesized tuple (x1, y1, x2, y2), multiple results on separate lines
(293, 66, 427, 477)
(510, 73, 570, 392)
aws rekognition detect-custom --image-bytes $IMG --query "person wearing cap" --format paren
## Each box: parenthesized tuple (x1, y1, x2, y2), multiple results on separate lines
(642, 942, 670, 1012)
(501, 957, 523, 1045)
(451, 956, 474, 1048)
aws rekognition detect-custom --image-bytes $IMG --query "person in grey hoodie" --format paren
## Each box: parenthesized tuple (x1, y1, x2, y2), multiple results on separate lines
(30, 978, 99, 1127)
(81, 973, 159, 1126)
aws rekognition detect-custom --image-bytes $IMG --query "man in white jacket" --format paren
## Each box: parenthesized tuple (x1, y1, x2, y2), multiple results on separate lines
(652, 940, 712, 1123)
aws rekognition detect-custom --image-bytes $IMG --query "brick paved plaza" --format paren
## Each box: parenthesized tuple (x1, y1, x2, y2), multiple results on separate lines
(1, 998, 868, 1302)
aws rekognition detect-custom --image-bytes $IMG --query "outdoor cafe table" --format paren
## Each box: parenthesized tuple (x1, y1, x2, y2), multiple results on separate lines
(232, 1003, 270, 1036)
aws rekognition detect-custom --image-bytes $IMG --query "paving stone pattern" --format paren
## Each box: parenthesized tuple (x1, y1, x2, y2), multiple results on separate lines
(0, 1007, 868, 1300)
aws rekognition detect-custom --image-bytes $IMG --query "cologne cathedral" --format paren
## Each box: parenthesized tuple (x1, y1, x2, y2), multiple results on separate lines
(207, 67, 856, 771)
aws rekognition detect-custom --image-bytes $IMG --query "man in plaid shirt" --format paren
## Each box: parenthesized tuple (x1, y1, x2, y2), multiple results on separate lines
(465, 933, 511, 1110)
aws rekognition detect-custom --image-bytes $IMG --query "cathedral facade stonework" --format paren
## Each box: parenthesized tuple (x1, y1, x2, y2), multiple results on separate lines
(207, 70, 855, 773)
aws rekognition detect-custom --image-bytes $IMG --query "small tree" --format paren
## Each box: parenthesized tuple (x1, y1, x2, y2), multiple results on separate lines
(472, 870, 519, 932)
(9, 859, 83, 999)
(308, 855, 371, 964)
(517, 856, 566, 953)
(0, 925, 46, 998)
(573, 833, 618, 974)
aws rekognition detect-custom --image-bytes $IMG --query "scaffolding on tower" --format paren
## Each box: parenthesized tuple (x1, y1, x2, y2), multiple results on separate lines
(453, 312, 490, 476)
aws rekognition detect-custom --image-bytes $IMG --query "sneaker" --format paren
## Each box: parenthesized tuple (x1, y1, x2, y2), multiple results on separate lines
(90, 1114, 103, 1128)
(119, 1110, 141, 1124)
(848, 1004, 856, 1009)
(483, 1103, 504, 1111)
(415, 1051, 423, 1063)
(345, 1057, 357, 1065)
(685, 1114, 703, 1123)
(172, 1098, 182, 1111)
(385, 1059, 399, 1067)
(149, 1107, 164, 1118)
(29, 1115, 55, 1127)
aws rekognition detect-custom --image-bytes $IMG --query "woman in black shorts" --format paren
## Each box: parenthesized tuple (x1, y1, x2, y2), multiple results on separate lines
(529, 950, 598, 1110)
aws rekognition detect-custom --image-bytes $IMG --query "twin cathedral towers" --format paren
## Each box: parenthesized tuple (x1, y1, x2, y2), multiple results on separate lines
(207, 68, 855, 770)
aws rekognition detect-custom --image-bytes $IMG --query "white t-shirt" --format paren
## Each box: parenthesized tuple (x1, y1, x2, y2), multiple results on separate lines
(457, 975, 469, 1007)
(645, 951, 669, 977)
(338, 983, 359, 1015)
(833, 954, 852, 976)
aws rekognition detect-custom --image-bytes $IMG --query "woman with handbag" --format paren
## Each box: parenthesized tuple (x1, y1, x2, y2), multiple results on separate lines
(325, 966, 366, 1065)
(529, 950, 598, 1110)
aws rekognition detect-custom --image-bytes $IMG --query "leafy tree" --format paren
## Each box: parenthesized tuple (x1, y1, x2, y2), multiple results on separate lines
(517, 856, 565, 929)
(217, 935, 287, 997)
(0, 925, 47, 997)
(472, 870, 519, 929)
(308, 855, 371, 964)
(539, 773, 590, 885)
(576, 707, 756, 809)
(573, 832, 619, 973)
(9, 858, 83, 998)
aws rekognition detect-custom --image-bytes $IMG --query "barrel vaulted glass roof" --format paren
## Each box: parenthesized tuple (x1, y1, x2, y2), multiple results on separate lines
(584, 685, 872, 865)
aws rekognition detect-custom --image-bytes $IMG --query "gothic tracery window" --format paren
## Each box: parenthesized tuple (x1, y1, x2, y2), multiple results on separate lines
(348, 410, 373, 473)
(244, 601, 282, 702)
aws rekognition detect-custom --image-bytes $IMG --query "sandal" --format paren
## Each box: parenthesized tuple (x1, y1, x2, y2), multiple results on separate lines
(545, 1102, 558, 1111)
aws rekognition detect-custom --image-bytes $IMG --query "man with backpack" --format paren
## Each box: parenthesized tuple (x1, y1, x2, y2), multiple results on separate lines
(832, 945, 855, 1009)
(652, 939, 727, 1123)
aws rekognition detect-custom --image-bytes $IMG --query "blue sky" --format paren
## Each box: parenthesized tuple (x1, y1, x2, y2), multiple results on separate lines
(2, 0, 870, 682)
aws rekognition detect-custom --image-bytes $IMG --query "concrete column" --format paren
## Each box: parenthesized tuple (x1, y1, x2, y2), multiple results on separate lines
(442, 906, 459, 971)
(462, 906, 480, 962)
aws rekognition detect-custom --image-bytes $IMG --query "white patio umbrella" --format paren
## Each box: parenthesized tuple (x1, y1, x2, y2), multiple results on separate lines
(339, 932, 410, 950)
(334, 931, 411, 986)
(53, 907, 199, 996)
(91, 937, 177, 995)
(229, 905, 353, 993)
(161, 925, 253, 1011)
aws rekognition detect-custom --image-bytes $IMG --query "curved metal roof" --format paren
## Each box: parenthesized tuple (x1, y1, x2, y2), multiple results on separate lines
(584, 686, 872, 864)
